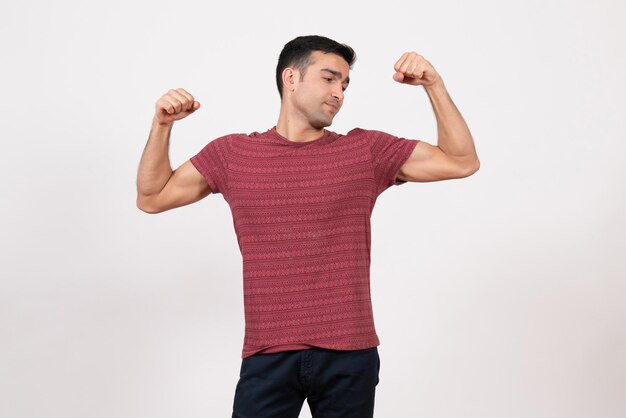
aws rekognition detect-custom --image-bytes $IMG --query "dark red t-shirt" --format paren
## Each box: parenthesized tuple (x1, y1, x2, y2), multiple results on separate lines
(190, 126, 419, 358)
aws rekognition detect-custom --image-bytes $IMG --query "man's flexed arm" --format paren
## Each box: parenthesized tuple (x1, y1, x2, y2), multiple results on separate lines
(393, 52, 480, 182)
(136, 88, 209, 214)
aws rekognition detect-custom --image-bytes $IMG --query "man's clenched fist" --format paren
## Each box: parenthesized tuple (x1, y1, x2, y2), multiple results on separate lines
(393, 52, 441, 88)
(154, 88, 201, 125)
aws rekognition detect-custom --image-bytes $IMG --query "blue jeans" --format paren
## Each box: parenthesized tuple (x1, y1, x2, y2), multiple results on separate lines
(232, 346, 380, 418)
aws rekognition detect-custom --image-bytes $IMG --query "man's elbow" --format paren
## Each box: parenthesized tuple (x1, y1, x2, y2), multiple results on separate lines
(458, 158, 480, 178)
(470, 158, 480, 174)
(136, 195, 162, 214)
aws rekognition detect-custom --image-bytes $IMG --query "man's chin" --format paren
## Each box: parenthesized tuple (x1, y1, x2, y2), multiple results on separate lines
(312, 116, 335, 129)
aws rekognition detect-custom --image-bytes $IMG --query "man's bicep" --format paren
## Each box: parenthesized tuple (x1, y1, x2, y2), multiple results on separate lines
(397, 140, 477, 182)
(147, 160, 213, 213)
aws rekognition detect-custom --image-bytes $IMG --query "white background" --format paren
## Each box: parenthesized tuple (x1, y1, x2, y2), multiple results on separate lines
(1, 0, 625, 417)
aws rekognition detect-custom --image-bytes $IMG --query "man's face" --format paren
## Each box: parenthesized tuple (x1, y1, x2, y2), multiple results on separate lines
(290, 51, 351, 129)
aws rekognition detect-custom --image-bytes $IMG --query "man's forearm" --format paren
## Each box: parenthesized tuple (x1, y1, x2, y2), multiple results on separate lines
(424, 80, 479, 165)
(136, 117, 175, 199)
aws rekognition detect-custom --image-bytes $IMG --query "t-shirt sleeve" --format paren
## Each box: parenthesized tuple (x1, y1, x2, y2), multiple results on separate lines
(354, 128, 420, 196)
(189, 135, 229, 195)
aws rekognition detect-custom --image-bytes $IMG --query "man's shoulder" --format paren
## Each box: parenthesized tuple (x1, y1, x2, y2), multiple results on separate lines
(217, 131, 253, 140)
(345, 127, 390, 138)
(205, 131, 257, 145)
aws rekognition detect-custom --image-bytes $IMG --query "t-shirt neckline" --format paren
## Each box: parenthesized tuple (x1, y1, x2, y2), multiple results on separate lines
(266, 126, 334, 145)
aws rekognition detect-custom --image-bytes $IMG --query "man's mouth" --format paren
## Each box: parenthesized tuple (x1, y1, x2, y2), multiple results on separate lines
(325, 102, 339, 112)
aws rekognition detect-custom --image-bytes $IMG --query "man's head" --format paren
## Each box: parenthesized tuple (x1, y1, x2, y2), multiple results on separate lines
(276, 35, 356, 128)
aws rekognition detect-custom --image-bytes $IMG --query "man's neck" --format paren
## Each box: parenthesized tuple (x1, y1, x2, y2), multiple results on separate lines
(275, 110, 326, 143)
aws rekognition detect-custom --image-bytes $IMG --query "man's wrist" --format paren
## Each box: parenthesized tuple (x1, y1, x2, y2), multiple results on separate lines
(152, 116, 173, 130)
(423, 77, 445, 93)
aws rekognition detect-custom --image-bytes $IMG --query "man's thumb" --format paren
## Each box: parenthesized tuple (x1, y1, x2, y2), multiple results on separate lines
(393, 72, 404, 82)
(191, 101, 201, 111)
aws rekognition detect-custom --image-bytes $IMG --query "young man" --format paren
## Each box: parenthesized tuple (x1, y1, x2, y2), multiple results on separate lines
(136, 35, 479, 418)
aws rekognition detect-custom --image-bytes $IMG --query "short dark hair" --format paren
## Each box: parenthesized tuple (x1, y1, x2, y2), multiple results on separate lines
(276, 35, 356, 100)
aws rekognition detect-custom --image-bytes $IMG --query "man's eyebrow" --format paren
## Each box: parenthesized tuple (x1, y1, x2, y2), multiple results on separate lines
(320, 68, 350, 85)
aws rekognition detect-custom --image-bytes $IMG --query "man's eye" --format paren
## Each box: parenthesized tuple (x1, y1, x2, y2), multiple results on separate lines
(324, 77, 333, 81)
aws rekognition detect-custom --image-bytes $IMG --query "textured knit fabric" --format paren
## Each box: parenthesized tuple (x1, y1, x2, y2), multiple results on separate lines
(190, 126, 419, 359)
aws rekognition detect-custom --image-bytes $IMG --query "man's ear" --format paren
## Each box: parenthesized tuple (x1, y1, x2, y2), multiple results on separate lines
(282, 67, 297, 93)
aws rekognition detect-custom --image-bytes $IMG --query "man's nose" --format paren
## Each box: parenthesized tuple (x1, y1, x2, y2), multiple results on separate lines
(331, 88, 344, 102)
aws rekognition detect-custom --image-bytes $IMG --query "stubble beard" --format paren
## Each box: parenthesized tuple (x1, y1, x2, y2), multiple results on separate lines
(310, 108, 334, 129)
